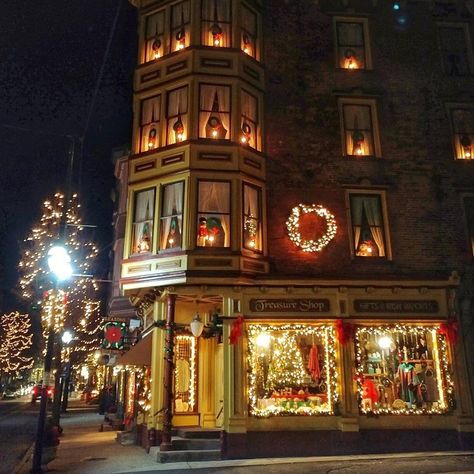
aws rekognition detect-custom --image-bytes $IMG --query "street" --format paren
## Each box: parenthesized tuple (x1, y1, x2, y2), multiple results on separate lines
(0, 396, 39, 473)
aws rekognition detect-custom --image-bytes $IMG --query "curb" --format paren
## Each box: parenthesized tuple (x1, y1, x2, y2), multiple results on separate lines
(12, 442, 35, 474)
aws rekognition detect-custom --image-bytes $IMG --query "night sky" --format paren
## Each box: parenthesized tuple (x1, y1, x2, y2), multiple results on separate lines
(0, 1, 137, 312)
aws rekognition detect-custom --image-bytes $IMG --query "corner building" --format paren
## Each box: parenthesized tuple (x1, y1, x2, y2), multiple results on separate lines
(121, 0, 474, 457)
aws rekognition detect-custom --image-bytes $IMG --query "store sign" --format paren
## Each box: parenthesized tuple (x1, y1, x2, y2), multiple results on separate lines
(353, 299, 439, 314)
(249, 298, 330, 313)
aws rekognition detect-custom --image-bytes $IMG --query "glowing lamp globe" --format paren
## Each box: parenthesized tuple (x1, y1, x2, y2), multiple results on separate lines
(190, 313, 204, 337)
(256, 332, 271, 349)
(378, 335, 392, 350)
(62, 330, 73, 345)
(47, 245, 73, 281)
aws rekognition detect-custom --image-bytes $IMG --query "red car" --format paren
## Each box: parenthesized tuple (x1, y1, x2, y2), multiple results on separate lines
(31, 384, 53, 403)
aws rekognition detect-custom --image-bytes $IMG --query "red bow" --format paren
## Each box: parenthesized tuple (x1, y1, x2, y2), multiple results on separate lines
(229, 315, 245, 345)
(335, 319, 354, 345)
(438, 318, 459, 344)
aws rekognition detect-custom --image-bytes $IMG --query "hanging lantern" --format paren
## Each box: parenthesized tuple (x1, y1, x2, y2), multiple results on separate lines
(241, 122, 252, 144)
(344, 49, 359, 69)
(460, 135, 472, 158)
(211, 22, 223, 47)
(242, 33, 251, 55)
(152, 37, 162, 59)
(190, 313, 204, 338)
(147, 127, 157, 150)
(173, 117, 185, 142)
(352, 130, 365, 155)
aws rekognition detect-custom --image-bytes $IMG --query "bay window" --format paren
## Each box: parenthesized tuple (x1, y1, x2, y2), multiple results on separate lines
(241, 4, 258, 59)
(160, 181, 184, 251)
(197, 181, 230, 248)
(243, 183, 262, 251)
(171, 1, 191, 52)
(166, 86, 188, 145)
(450, 107, 474, 159)
(131, 188, 155, 255)
(140, 95, 161, 153)
(201, 0, 231, 48)
(144, 10, 165, 62)
(241, 90, 259, 150)
(199, 84, 231, 140)
(335, 19, 368, 70)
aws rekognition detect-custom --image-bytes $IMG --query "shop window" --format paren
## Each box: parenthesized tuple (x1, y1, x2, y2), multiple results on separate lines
(247, 324, 338, 417)
(241, 4, 258, 59)
(197, 181, 230, 248)
(349, 193, 387, 258)
(131, 188, 155, 255)
(201, 0, 231, 48)
(243, 183, 262, 251)
(335, 18, 369, 70)
(171, 1, 191, 52)
(463, 196, 474, 256)
(340, 101, 378, 157)
(160, 181, 184, 251)
(174, 335, 197, 413)
(166, 86, 188, 145)
(450, 107, 474, 159)
(438, 24, 473, 76)
(240, 90, 259, 150)
(355, 325, 455, 414)
(140, 95, 161, 152)
(144, 10, 165, 62)
(199, 84, 231, 139)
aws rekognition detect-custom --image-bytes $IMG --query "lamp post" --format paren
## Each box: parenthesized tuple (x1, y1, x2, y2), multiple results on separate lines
(60, 330, 73, 413)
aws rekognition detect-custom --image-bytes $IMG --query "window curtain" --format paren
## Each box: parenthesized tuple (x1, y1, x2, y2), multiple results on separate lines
(241, 5, 257, 57)
(199, 85, 230, 138)
(160, 182, 184, 250)
(244, 185, 261, 250)
(145, 10, 165, 61)
(452, 109, 474, 158)
(167, 87, 188, 144)
(337, 22, 365, 68)
(344, 105, 374, 155)
(198, 181, 230, 247)
(141, 96, 161, 151)
(241, 91, 258, 149)
(202, 0, 231, 47)
(133, 189, 155, 253)
(171, 1, 191, 51)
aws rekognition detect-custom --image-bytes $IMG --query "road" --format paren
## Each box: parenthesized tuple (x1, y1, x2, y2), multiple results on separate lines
(0, 396, 40, 473)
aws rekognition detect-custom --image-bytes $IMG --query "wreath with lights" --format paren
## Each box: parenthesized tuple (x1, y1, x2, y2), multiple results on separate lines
(286, 204, 337, 253)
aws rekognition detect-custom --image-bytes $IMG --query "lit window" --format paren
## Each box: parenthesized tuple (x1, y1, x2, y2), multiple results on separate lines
(247, 324, 338, 417)
(199, 84, 231, 139)
(355, 325, 454, 415)
(241, 90, 259, 150)
(160, 182, 184, 251)
(140, 95, 161, 152)
(438, 25, 473, 76)
(335, 19, 368, 70)
(349, 193, 387, 258)
(174, 336, 197, 413)
(341, 102, 377, 157)
(241, 5, 258, 59)
(243, 184, 262, 251)
(201, 0, 231, 48)
(132, 188, 155, 254)
(144, 10, 165, 62)
(171, 1, 191, 52)
(197, 181, 230, 248)
(166, 86, 188, 145)
(463, 196, 474, 256)
(450, 107, 474, 159)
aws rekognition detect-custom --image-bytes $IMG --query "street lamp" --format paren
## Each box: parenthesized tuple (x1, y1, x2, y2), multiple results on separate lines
(60, 330, 74, 413)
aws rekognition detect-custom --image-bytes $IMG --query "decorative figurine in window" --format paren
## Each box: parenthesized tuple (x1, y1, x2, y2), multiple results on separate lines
(241, 122, 252, 144)
(173, 117, 185, 142)
(176, 10, 186, 51)
(206, 93, 227, 139)
(356, 239, 378, 257)
(210, 2, 223, 46)
(147, 127, 157, 150)
(197, 217, 208, 246)
(344, 49, 359, 69)
(206, 216, 224, 246)
(166, 208, 181, 249)
(461, 135, 472, 158)
(137, 222, 151, 253)
(244, 214, 257, 249)
(351, 130, 365, 155)
(152, 37, 162, 59)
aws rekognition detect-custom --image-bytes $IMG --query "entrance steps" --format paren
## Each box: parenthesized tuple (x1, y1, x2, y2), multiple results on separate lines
(150, 428, 222, 463)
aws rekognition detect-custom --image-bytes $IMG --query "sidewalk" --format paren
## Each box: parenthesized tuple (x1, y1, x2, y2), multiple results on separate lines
(14, 400, 474, 473)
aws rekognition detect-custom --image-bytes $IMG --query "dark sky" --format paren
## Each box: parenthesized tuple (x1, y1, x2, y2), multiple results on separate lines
(0, 1, 137, 311)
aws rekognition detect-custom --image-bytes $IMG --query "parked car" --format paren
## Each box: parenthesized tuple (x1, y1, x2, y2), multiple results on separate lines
(31, 384, 53, 403)
(3, 386, 18, 400)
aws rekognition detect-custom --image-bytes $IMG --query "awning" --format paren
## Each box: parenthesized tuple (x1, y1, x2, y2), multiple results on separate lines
(117, 334, 152, 366)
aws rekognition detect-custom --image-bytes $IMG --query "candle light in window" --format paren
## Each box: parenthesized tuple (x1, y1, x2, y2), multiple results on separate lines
(207, 116, 222, 139)
(461, 135, 472, 158)
(176, 28, 186, 51)
(147, 127, 157, 150)
(242, 33, 251, 55)
(344, 49, 359, 69)
(211, 22, 223, 47)
(173, 117, 185, 142)
(351, 130, 365, 156)
(241, 122, 251, 144)
(152, 38, 161, 59)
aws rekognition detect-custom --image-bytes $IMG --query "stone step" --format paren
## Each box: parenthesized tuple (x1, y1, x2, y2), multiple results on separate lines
(176, 428, 221, 439)
(171, 436, 220, 450)
(156, 449, 221, 463)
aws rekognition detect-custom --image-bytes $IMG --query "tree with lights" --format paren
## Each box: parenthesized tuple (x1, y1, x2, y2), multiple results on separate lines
(0, 312, 34, 379)
(18, 192, 102, 366)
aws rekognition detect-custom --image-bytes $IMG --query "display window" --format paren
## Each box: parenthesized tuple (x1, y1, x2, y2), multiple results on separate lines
(247, 324, 338, 417)
(355, 325, 455, 415)
(174, 335, 197, 413)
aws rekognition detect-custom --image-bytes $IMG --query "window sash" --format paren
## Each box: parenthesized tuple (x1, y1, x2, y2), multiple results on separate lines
(241, 90, 259, 149)
(241, 5, 257, 58)
(140, 95, 161, 152)
(201, 0, 232, 47)
(132, 189, 155, 254)
(243, 184, 262, 251)
(336, 21, 366, 69)
(343, 104, 375, 156)
(160, 181, 184, 250)
(199, 84, 231, 139)
(451, 108, 474, 159)
(171, 1, 191, 52)
(145, 10, 165, 61)
(166, 86, 188, 144)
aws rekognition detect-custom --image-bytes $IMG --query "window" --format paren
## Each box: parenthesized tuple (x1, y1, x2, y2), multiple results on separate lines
(247, 324, 338, 417)
(340, 99, 379, 157)
(438, 24, 472, 76)
(131, 188, 155, 254)
(335, 18, 369, 70)
(450, 107, 474, 159)
(463, 196, 474, 256)
(166, 86, 188, 145)
(240, 90, 259, 150)
(140, 95, 161, 153)
(197, 181, 230, 248)
(201, 0, 231, 47)
(241, 5, 258, 59)
(174, 336, 197, 413)
(160, 182, 184, 251)
(199, 84, 231, 139)
(171, 1, 191, 52)
(349, 193, 387, 258)
(243, 184, 262, 251)
(355, 325, 454, 415)
(144, 10, 165, 62)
